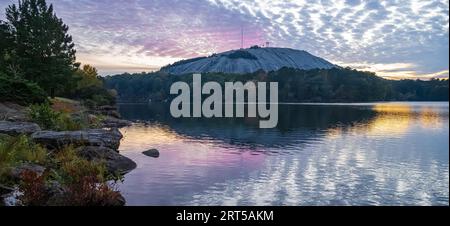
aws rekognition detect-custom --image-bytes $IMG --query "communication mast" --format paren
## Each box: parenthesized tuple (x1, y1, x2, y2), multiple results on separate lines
(241, 27, 244, 49)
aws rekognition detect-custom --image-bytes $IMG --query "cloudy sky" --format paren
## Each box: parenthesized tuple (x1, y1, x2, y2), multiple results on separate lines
(0, 0, 448, 78)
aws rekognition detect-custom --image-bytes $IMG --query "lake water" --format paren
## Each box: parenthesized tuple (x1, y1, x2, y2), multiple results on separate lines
(116, 102, 449, 206)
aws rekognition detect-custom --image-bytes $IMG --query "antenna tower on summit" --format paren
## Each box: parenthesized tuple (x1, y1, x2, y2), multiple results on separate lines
(241, 27, 244, 49)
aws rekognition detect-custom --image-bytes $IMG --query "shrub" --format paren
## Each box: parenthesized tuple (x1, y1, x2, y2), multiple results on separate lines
(64, 175, 123, 206)
(0, 135, 47, 184)
(56, 113, 84, 131)
(54, 147, 107, 184)
(66, 64, 117, 109)
(16, 146, 123, 206)
(0, 73, 48, 105)
(52, 147, 122, 206)
(18, 170, 50, 206)
(28, 103, 87, 131)
(0, 135, 47, 166)
(28, 103, 61, 130)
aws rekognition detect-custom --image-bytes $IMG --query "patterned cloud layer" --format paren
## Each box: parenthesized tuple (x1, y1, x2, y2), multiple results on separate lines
(0, 0, 448, 78)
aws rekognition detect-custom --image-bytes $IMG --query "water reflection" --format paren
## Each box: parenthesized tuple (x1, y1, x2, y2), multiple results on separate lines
(117, 102, 449, 206)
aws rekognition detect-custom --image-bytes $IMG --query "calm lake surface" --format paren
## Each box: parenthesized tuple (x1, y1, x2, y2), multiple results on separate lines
(116, 102, 449, 206)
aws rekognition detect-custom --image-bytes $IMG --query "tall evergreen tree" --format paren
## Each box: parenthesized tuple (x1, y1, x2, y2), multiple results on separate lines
(4, 0, 77, 97)
(0, 22, 13, 74)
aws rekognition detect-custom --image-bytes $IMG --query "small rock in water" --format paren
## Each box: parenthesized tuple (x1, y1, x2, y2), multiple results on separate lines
(143, 149, 160, 158)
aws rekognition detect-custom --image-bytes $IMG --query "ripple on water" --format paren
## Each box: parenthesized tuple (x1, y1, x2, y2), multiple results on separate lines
(117, 102, 449, 206)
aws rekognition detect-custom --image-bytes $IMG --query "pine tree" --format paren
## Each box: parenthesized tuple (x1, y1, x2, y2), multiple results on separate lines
(4, 0, 77, 97)
(0, 22, 13, 74)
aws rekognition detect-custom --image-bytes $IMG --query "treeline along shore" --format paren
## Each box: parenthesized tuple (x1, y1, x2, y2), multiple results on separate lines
(105, 68, 449, 104)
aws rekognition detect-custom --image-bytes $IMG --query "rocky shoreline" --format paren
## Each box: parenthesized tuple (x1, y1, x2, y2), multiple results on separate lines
(0, 102, 135, 206)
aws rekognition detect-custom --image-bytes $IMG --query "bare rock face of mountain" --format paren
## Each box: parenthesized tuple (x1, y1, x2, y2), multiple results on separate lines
(161, 47, 336, 75)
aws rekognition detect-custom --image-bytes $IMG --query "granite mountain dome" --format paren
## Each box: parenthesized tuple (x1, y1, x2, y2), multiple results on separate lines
(160, 47, 337, 75)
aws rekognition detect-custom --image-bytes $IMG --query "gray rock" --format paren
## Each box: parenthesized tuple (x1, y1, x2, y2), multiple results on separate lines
(10, 163, 46, 180)
(0, 121, 41, 136)
(31, 128, 123, 150)
(76, 146, 137, 174)
(101, 117, 132, 128)
(0, 102, 29, 122)
(113, 193, 126, 206)
(143, 149, 160, 158)
(1, 190, 19, 206)
(0, 184, 14, 195)
(45, 181, 67, 206)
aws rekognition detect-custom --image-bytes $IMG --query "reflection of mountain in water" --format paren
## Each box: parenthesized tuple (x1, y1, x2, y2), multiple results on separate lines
(118, 104, 378, 151)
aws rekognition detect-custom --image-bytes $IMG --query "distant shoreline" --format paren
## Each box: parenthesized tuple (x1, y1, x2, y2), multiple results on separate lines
(116, 101, 450, 104)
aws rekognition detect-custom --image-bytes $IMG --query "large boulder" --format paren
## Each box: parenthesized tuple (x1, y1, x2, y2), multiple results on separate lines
(0, 102, 29, 122)
(31, 128, 123, 150)
(0, 121, 41, 136)
(76, 146, 137, 174)
(101, 116, 132, 128)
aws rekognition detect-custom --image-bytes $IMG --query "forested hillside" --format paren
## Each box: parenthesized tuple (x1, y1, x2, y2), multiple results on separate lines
(104, 67, 449, 103)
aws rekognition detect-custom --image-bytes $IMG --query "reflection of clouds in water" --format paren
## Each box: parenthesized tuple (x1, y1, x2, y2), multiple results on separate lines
(188, 142, 449, 206)
(187, 108, 449, 205)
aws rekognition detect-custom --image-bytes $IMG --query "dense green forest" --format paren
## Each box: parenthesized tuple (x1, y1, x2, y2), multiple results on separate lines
(104, 67, 449, 103)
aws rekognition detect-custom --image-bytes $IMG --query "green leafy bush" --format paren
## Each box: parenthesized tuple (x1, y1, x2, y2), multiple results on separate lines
(0, 135, 47, 184)
(28, 103, 86, 131)
(28, 103, 61, 130)
(67, 65, 117, 109)
(56, 113, 84, 131)
(0, 73, 48, 105)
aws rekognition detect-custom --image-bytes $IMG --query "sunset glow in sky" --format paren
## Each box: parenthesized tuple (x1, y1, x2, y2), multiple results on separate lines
(1, 0, 448, 79)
